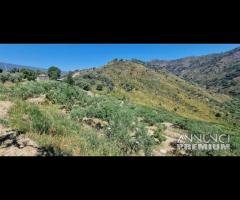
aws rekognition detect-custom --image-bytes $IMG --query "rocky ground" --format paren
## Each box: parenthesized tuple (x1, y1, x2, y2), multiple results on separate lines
(152, 122, 188, 156)
(0, 100, 49, 156)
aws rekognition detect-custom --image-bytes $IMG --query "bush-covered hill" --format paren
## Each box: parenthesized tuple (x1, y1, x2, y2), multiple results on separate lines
(73, 60, 232, 123)
(1, 60, 240, 156)
(147, 47, 240, 96)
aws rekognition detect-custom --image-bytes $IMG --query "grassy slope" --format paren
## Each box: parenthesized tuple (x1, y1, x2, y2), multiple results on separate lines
(88, 61, 231, 123)
(147, 48, 240, 96)
(1, 61, 240, 156)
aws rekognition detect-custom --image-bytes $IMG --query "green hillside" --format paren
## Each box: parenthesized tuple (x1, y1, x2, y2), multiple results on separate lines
(1, 60, 240, 156)
(147, 47, 240, 96)
(74, 60, 232, 123)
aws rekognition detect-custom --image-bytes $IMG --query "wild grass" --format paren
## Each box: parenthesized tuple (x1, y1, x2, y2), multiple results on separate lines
(1, 74, 239, 156)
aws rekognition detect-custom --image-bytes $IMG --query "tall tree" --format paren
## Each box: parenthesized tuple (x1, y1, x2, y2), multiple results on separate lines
(48, 66, 61, 80)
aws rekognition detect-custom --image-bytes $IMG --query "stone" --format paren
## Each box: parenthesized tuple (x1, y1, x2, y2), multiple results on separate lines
(82, 117, 109, 129)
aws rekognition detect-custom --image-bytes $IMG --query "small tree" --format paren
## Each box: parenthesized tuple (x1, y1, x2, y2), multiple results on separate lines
(0, 69, 3, 73)
(20, 68, 37, 81)
(66, 73, 74, 85)
(0, 72, 10, 83)
(48, 66, 61, 80)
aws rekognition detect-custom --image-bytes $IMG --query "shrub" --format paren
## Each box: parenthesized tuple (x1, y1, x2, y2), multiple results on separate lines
(9, 72, 24, 83)
(82, 72, 114, 90)
(122, 82, 134, 92)
(96, 84, 103, 91)
(20, 68, 37, 81)
(66, 73, 74, 85)
(154, 125, 166, 143)
(133, 124, 155, 155)
(74, 78, 91, 91)
(0, 72, 10, 83)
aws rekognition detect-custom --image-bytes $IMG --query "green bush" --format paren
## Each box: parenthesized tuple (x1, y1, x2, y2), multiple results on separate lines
(20, 68, 37, 81)
(65, 73, 74, 85)
(154, 125, 166, 143)
(0, 72, 10, 83)
(82, 72, 114, 90)
(122, 82, 134, 92)
(96, 84, 103, 91)
(74, 78, 91, 91)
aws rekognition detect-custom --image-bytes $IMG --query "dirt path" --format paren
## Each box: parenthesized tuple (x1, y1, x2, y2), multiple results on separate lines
(152, 122, 187, 156)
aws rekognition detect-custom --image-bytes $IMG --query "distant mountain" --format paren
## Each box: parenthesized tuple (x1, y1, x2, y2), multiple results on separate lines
(147, 47, 240, 96)
(0, 62, 46, 72)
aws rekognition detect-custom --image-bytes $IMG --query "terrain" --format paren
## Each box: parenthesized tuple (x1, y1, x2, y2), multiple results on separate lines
(147, 47, 240, 96)
(0, 48, 240, 156)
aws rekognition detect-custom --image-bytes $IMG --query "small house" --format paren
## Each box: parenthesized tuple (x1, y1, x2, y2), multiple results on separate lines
(37, 74, 49, 81)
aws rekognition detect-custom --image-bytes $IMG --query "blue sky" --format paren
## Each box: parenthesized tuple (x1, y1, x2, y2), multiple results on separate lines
(0, 44, 239, 70)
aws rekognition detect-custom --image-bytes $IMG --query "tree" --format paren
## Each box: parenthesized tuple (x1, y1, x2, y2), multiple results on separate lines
(20, 68, 37, 81)
(10, 68, 19, 73)
(66, 73, 74, 85)
(0, 68, 3, 73)
(0, 72, 10, 83)
(48, 66, 61, 80)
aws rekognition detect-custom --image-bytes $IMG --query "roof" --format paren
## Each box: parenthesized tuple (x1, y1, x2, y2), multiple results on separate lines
(38, 74, 48, 76)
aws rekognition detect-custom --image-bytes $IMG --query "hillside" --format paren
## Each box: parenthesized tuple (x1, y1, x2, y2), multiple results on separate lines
(147, 47, 240, 96)
(73, 60, 232, 123)
(0, 60, 240, 156)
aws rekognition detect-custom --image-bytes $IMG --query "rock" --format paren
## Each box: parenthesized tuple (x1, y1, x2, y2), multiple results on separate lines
(0, 130, 43, 156)
(87, 91, 94, 97)
(82, 117, 109, 129)
(145, 125, 158, 136)
(137, 117, 144, 122)
(154, 138, 160, 144)
(26, 95, 46, 104)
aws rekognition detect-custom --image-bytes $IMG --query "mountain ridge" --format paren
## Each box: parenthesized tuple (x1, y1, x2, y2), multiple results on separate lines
(147, 47, 240, 96)
(0, 61, 46, 72)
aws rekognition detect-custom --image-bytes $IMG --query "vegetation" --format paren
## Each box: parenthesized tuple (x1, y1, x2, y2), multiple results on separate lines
(96, 84, 103, 91)
(48, 66, 61, 80)
(20, 68, 37, 81)
(0, 59, 239, 156)
(66, 72, 74, 85)
(147, 47, 240, 97)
